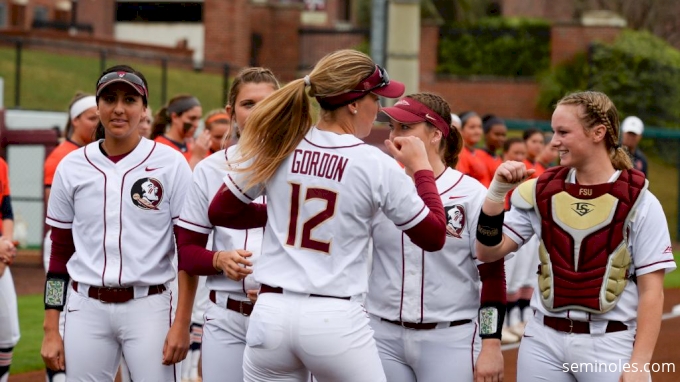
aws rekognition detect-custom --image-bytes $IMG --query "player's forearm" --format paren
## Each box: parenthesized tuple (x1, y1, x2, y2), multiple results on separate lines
(176, 226, 221, 275)
(43, 309, 61, 333)
(208, 184, 267, 229)
(630, 271, 664, 365)
(2, 218, 13, 242)
(174, 271, 198, 327)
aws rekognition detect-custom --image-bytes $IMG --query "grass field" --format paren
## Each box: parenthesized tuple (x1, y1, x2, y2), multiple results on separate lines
(0, 46, 226, 113)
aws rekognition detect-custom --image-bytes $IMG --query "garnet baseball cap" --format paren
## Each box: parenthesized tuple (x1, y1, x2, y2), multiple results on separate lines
(378, 97, 451, 137)
(317, 65, 405, 108)
(621, 116, 644, 135)
(96, 71, 148, 99)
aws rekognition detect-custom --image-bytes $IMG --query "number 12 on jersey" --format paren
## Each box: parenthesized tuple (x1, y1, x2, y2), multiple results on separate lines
(286, 182, 338, 254)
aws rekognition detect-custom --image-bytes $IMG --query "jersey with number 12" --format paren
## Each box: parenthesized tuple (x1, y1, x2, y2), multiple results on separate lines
(224, 127, 430, 297)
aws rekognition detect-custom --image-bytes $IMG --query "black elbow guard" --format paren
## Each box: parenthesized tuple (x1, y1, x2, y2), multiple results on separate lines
(44, 272, 70, 311)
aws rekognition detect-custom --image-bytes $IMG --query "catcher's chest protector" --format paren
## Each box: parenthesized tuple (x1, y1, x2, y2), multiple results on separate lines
(517, 166, 647, 314)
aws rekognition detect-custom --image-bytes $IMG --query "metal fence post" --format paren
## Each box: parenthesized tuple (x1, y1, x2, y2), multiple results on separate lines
(14, 40, 22, 108)
(222, 64, 230, 108)
(161, 58, 168, 105)
(100, 49, 107, 73)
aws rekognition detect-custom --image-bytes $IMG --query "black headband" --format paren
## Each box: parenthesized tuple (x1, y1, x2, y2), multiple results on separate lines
(167, 97, 201, 116)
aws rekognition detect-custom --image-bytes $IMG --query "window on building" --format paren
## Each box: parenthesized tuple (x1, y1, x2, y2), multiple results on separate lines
(337, 0, 351, 22)
(116, 2, 203, 22)
(10, 3, 26, 27)
(0, 3, 6, 28)
(33, 5, 48, 22)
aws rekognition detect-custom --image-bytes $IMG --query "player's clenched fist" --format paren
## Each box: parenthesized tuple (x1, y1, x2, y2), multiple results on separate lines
(486, 161, 535, 204)
(41, 330, 66, 371)
(214, 249, 253, 281)
(385, 136, 432, 174)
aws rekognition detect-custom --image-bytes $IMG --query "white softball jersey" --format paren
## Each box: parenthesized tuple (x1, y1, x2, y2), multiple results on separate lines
(225, 127, 430, 298)
(368, 168, 487, 323)
(177, 147, 264, 294)
(46, 138, 192, 287)
(503, 170, 677, 327)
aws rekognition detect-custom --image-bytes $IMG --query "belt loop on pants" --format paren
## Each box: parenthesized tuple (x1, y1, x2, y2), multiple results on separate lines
(381, 318, 472, 330)
(72, 281, 166, 304)
(209, 290, 254, 316)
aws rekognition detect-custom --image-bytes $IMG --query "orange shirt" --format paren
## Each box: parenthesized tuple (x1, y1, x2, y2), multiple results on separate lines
(0, 158, 10, 221)
(456, 147, 492, 187)
(44, 140, 80, 187)
(476, 148, 502, 187)
(154, 135, 193, 162)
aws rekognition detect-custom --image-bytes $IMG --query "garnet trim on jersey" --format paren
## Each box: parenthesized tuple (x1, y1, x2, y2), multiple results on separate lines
(534, 166, 647, 313)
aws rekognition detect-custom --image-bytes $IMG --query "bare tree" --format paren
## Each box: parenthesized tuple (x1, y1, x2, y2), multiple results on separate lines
(581, 0, 680, 46)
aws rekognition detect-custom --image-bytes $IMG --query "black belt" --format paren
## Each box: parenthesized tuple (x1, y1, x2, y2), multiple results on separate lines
(382, 318, 472, 330)
(209, 290, 254, 316)
(260, 284, 351, 300)
(72, 281, 165, 304)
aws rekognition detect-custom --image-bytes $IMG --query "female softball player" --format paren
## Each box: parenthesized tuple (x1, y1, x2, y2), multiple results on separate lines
(0, 157, 17, 382)
(208, 49, 447, 382)
(476, 91, 676, 382)
(41, 92, 98, 382)
(203, 109, 233, 154)
(368, 92, 505, 382)
(177, 67, 280, 382)
(152, 94, 208, 169)
(41, 64, 194, 381)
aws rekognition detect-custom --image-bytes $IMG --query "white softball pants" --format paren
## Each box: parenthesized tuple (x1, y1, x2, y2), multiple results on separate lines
(243, 291, 385, 382)
(63, 287, 177, 381)
(518, 313, 647, 382)
(369, 315, 480, 382)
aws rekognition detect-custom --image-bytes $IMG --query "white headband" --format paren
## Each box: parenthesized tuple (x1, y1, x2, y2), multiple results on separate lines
(69, 96, 97, 120)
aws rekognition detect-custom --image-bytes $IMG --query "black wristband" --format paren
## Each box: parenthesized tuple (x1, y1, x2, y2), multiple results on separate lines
(44, 272, 70, 311)
(478, 302, 506, 340)
(476, 209, 504, 247)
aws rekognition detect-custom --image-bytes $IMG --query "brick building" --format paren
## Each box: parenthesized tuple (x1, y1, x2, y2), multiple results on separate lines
(0, 0, 362, 77)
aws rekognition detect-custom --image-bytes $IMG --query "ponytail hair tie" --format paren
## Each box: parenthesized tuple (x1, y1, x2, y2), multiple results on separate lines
(303, 75, 311, 87)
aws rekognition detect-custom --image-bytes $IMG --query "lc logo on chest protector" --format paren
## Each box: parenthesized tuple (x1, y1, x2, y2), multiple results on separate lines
(445, 204, 465, 238)
(131, 177, 164, 210)
(571, 202, 594, 216)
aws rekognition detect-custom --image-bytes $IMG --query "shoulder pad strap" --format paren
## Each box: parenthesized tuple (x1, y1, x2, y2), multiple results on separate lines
(511, 178, 537, 210)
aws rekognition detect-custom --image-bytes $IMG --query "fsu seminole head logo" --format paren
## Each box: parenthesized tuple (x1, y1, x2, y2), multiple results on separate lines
(131, 178, 164, 210)
(445, 204, 465, 238)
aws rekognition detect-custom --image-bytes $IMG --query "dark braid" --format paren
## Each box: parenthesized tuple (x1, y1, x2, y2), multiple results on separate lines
(407, 92, 462, 168)
(557, 91, 632, 170)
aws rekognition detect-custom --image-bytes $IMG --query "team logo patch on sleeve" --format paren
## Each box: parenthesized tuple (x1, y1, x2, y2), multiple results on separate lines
(445, 204, 465, 238)
(131, 177, 164, 210)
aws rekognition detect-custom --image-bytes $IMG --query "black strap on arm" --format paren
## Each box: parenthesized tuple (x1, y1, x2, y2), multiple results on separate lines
(44, 272, 70, 311)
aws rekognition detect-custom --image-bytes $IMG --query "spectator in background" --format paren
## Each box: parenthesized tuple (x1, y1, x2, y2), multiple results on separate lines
(534, 132, 558, 173)
(478, 114, 507, 184)
(151, 94, 209, 169)
(450, 113, 462, 130)
(138, 106, 153, 139)
(456, 111, 492, 187)
(202, 110, 232, 154)
(621, 116, 648, 176)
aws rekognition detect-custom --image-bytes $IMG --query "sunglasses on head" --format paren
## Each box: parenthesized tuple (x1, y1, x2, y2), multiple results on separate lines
(96, 71, 148, 98)
(349, 65, 390, 94)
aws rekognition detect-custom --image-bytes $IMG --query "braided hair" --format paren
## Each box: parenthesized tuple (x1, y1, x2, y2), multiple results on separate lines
(557, 91, 632, 170)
